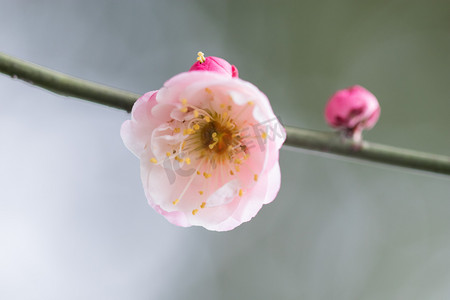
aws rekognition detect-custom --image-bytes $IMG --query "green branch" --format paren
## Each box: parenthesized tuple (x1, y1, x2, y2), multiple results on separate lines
(1, 52, 449, 175)
(0, 52, 139, 112)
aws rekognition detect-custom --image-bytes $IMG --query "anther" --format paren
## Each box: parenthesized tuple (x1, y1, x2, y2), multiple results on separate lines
(192, 209, 199, 215)
(197, 51, 206, 64)
(239, 189, 243, 197)
(185, 157, 191, 165)
(200, 202, 206, 209)
(254, 174, 258, 181)
(199, 191, 204, 195)
(208, 132, 219, 149)
(183, 128, 195, 135)
(173, 199, 179, 205)
(150, 157, 158, 164)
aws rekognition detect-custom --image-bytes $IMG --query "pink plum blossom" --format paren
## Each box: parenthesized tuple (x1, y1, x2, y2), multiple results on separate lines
(324, 85, 380, 142)
(121, 54, 285, 231)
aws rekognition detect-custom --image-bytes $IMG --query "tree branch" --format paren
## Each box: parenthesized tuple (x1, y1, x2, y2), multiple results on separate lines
(1, 52, 449, 175)
(0, 52, 139, 112)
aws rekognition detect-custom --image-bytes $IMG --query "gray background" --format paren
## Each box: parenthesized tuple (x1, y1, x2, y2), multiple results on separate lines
(1, 0, 450, 299)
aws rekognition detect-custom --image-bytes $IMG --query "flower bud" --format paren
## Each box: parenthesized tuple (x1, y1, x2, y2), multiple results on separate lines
(189, 52, 239, 78)
(325, 85, 380, 141)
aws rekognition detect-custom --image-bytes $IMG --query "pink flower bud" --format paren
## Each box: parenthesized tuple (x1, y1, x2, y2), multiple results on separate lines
(189, 52, 239, 78)
(324, 85, 380, 141)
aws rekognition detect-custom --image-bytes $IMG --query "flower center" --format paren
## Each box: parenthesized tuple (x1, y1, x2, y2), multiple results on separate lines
(180, 108, 244, 168)
(201, 121, 233, 154)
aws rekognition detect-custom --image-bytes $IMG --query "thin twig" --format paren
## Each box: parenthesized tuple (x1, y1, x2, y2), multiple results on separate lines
(1, 52, 449, 175)
(284, 127, 450, 175)
(0, 52, 139, 112)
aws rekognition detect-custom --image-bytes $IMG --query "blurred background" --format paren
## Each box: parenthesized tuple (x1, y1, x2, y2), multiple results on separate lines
(1, 0, 450, 299)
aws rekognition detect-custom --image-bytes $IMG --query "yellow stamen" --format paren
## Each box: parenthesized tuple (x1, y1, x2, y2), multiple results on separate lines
(192, 209, 199, 215)
(239, 189, 243, 197)
(199, 191, 204, 195)
(261, 132, 267, 140)
(230, 170, 234, 176)
(183, 128, 195, 135)
(254, 174, 258, 182)
(220, 103, 226, 109)
(193, 110, 199, 118)
(181, 98, 188, 105)
(200, 202, 206, 209)
(173, 199, 179, 205)
(235, 165, 240, 172)
(193, 124, 200, 131)
(180, 107, 188, 113)
(203, 172, 212, 178)
(150, 157, 158, 164)
(173, 128, 180, 133)
(196, 171, 201, 175)
(208, 132, 219, 149)
(197, 51, 206, 63)
(234, 158, 242, 164)
(248, 101, 254, 106)
(185, 157, 191, 165)
(227, 105, 232, 111)
(204, 116, 211, 122)
(181, 141, 186, 150)
(166, 152, 171, 157)
(205, 87, 212, 94)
